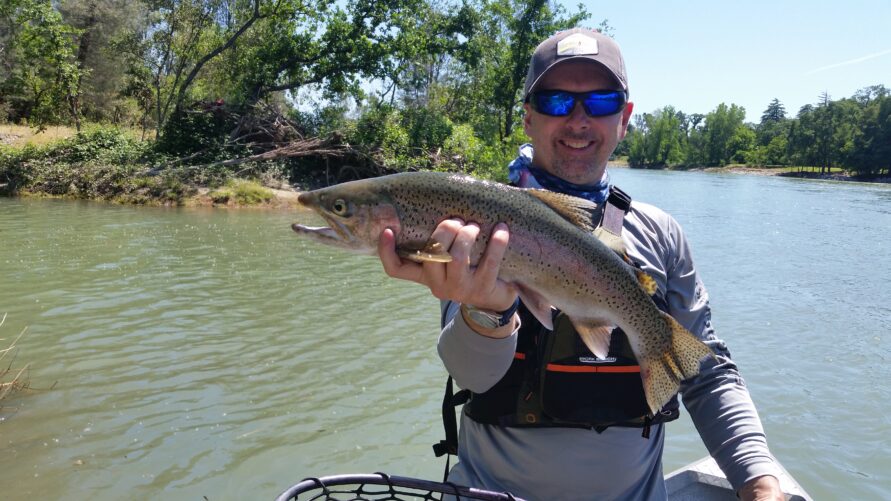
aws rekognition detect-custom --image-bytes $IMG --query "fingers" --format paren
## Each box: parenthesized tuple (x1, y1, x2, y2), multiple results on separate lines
(422, 219, 465, 287)
(434, 223, 480, 292)
(378, 219, 516, 310)
(378, 228, 422, 283)
(475, 223, 510, 292)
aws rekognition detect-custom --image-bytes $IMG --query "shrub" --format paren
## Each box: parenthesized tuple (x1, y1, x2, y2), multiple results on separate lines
(208, 179, 273, 205)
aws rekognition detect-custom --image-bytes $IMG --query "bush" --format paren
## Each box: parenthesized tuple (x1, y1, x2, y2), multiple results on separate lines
(0, 126, 154, 199)
(208, 179, 273, 205)
(154, 107, 244, 161)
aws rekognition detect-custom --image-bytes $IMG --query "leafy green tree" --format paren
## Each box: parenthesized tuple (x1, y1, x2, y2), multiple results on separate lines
(701, 103, 746, 166)
(443, 0, 590, 142)
(56, 0, 148, 127)
(626, 106, 686, 167)
(0, 0, 83, 127)
(835, 91, 889, 176)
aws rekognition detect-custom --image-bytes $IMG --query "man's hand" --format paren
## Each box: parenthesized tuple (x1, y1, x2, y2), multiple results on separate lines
(738, 475, 784, 501)
(377, 218, 518, 313)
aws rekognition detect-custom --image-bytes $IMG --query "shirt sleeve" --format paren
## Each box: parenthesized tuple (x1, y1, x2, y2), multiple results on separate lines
(436, 300, 520, 393)
(664, 215, 784, 491)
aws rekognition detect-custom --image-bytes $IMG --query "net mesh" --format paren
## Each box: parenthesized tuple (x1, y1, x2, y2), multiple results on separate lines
(276, 473, 525, 501)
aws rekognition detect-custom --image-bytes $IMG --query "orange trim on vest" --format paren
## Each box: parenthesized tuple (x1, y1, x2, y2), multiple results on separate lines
(545, 363, 641, 373)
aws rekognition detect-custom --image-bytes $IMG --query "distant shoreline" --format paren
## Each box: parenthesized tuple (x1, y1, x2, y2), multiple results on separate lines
(608, 160, 891, 185)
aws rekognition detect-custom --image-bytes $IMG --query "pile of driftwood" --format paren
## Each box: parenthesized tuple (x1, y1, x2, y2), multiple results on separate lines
(154, 102, 391, 182)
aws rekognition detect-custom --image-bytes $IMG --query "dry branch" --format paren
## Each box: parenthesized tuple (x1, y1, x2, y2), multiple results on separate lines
(0, 314, 32, 406)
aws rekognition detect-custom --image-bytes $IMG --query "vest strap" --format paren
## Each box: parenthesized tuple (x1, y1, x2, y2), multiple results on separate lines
(594, 185, 632, 255)
(433, 376, 470, 457)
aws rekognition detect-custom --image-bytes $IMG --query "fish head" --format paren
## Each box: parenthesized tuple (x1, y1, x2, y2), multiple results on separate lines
(291, 179, 401, 255)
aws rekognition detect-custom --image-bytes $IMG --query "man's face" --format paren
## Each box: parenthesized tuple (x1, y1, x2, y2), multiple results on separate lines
(523, 60, 634, 185)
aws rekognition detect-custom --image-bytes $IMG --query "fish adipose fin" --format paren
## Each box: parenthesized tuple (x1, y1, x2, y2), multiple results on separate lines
(569, 318, 614, 359)
(397, 240, 452, 263)
(639, 313, 714, 415)
(526, 190, 599, 233)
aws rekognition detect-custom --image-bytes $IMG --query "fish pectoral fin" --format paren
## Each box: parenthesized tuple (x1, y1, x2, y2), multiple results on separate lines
(569, 318, 614, 359)
(515, 283, 554, 330)
(526, 189, 599, 233)
(638, 313, 715, 415)
(397, 239, 453, 263)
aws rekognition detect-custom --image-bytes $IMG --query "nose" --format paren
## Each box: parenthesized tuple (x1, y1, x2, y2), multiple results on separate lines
(565, 100, 591, 129)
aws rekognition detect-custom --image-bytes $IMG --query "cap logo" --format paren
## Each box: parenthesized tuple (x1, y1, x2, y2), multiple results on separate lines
(556, 33, 598, 57)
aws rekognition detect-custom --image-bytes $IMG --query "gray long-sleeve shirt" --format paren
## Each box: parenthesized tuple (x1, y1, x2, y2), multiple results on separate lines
(437, 200, 781, 500)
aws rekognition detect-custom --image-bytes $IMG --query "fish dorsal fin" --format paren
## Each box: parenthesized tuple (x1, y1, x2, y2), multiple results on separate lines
(526, 189, 599, 233)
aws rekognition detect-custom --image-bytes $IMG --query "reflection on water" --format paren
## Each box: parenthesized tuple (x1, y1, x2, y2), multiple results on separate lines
(1, 171, 889, 499)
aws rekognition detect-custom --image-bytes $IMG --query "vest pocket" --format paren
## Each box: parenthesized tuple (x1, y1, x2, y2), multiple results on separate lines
(540, 358, 650, 425)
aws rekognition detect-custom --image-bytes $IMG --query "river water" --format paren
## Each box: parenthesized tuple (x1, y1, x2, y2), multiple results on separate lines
(0, 169, 889, 500)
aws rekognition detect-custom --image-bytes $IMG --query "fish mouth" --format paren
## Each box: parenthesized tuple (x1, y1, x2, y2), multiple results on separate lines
(291, 223, 343, 243)
(292, 211, 367, 252)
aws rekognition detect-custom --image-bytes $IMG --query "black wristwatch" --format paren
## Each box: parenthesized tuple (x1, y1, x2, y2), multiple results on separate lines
(461, 298, 520, 329)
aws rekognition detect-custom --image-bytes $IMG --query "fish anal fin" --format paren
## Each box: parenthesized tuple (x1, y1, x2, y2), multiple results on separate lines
(515, 283, 554, 330)
(526, 190, 599, 233)
(397, 239, 452, 263)
(635, 269, 659, 296)
(569, 318, 614, 359)
(638, 313, 714, 414)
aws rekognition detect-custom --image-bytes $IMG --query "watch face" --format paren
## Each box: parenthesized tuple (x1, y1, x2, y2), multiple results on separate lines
(463, 304, 503, 329)
(468, 308, 499, 329)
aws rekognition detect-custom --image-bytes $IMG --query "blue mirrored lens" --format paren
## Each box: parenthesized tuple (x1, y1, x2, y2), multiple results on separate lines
(582, 92, 625, 116)
(531, 91, 625, 117)
(536, 93, 576, 115)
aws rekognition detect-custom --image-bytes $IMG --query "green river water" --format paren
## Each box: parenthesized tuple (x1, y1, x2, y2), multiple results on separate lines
(1, 168, 889, 499)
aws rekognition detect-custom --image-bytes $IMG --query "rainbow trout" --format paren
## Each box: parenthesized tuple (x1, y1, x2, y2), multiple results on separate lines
(292, 171, 712, 414)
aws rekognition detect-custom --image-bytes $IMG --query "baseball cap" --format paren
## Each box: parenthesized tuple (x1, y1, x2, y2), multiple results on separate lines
(523, 28, 628, 98)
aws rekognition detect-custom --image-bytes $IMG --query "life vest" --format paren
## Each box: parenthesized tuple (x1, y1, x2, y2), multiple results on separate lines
(433, 186, 680, 460)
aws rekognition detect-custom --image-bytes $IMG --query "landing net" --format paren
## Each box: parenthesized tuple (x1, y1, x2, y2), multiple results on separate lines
(275, 473, 526, 501)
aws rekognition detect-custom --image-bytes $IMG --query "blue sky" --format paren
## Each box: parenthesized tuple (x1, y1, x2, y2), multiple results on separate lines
(568, 0, 891, 122)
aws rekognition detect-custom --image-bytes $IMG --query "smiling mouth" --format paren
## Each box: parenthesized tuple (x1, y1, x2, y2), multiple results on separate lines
(560, 139, 594, 150)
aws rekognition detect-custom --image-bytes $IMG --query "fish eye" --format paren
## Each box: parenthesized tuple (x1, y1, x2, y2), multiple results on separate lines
(332, 199, 350, 216)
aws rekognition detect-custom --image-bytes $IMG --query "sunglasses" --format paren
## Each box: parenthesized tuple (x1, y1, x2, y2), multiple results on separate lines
(527, 90, 628, 117)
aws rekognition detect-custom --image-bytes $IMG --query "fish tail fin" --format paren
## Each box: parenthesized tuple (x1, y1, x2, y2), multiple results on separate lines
(640, 313, 714, 415)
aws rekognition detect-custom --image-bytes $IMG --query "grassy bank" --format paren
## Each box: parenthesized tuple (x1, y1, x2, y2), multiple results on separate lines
(0, 126, 299, 208)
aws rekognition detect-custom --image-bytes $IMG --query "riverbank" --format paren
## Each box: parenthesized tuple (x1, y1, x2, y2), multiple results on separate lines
(3, 127, 888, 210)
(697, 165, 891, 184)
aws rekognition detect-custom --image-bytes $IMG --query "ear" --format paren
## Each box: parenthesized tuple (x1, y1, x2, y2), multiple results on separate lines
(619, 101, 634, 140)
(523, 103, 533, 134)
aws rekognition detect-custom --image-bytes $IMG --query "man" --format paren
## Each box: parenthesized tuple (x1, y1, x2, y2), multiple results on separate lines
(379, 28, 783, 500)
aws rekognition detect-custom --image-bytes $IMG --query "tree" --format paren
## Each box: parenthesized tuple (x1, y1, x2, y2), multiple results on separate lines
(701, 103, 746, 166)
(441, 0, 590, 142)
(0, 0, 84, 127)
(626, 106, 686, 168)
(57, 0, 149, 127)
(760, 98, 786, 124)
